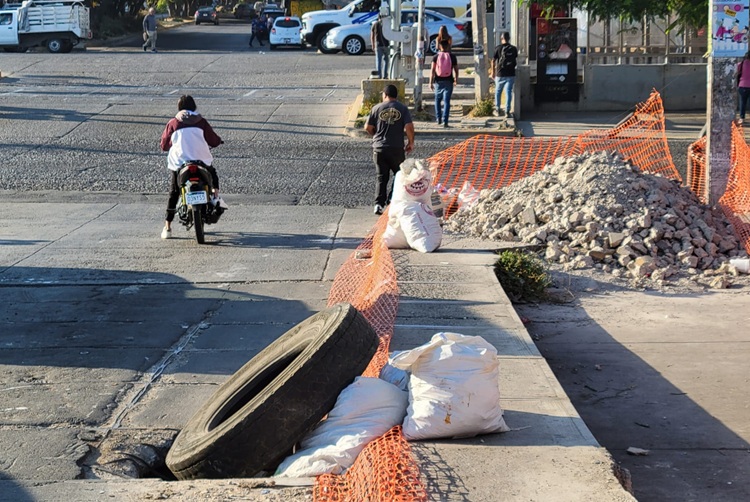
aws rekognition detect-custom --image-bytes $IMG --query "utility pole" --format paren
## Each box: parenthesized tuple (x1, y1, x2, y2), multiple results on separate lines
(470, 0, 490, 102)
(389, 0, 402, 79)
(413, 0, 426, 110)
(706, 1, 747, 205)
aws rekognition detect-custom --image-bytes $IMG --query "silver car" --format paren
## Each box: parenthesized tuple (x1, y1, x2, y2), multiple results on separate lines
(324, 9, 466, 55)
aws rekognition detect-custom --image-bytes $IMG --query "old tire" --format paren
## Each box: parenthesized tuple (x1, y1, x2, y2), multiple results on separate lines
(165, 303, 379, 479)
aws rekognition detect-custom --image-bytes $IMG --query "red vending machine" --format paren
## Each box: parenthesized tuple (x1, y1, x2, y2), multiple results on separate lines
(535, 17, 579, 102)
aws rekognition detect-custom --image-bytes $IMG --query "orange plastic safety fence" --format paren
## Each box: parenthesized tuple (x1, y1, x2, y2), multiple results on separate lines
(314, 426, 427, 502)
(719, 124, 750, 254)
(574, 91, 681, 181)
(315, 90, 684, 502)
(687, 136, 707, 204)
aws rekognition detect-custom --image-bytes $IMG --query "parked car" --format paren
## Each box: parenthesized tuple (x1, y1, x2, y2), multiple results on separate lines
(323, 9, 465, 55)
(269, 16, 304, 49)
(455, 8, 472, 47)
(263, 4, 286, 22)
(195, 6, 220, 25)
(233, 3, 253, 19)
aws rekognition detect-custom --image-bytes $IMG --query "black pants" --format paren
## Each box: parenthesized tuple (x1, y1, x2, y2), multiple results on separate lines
(165, 165, 219, 222)
(373, 147, 405, 206)
(249, 32, 264, 46)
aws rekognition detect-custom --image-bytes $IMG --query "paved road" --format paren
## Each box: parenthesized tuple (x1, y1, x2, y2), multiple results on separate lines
(0, 20, 456, 206)
(0, 21, 403, 491)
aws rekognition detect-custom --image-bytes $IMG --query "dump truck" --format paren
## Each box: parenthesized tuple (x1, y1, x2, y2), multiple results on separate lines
(0, 0, 91, 53)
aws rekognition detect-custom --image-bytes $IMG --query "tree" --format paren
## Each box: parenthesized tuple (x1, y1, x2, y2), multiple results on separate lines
(527, 0, 707, 30)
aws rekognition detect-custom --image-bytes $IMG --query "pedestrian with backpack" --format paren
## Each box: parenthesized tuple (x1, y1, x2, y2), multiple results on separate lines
(490, 32, 518, 117)
(429, 39, 458, 128)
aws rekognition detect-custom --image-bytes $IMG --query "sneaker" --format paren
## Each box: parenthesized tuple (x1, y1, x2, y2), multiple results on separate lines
(373, 204, 384, 215)
(492, 109, 499, 117)
(152, 49, 157, 52)
(437, 118, 442, 125)
(443, 123, 449, 128)
(161, 227, 172, 239)
(143, 45, 147, 52)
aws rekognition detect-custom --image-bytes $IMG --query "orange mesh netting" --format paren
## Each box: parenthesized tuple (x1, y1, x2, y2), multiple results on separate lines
(719, 124, 750, 253)
(314, 90, 709, 501)
(687, 136, 707, 203)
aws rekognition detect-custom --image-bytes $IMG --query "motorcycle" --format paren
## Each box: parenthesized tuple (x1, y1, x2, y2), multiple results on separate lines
(175, 160, 224, 244)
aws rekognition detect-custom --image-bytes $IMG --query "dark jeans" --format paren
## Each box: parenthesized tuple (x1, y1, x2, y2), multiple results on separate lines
(165, 165, 219, 222)
(434, 80, 453, 125)
(740, 87, 750, 119)
(373, 147, 405, 206)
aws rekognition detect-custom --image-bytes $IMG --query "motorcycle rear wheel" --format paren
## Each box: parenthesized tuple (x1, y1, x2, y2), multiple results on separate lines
(193, 206, 205, 244)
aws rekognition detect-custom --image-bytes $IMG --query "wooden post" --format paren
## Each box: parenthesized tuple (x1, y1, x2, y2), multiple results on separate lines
(470, 0, 490, 102)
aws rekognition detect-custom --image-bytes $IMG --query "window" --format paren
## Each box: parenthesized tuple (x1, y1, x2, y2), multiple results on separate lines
(276, 19, 300, 28)
(0, 13, 12, 25)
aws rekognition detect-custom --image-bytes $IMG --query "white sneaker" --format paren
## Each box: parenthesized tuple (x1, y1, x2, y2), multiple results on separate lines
(161, 227, 172, 239)
(373, 204, 384, 215)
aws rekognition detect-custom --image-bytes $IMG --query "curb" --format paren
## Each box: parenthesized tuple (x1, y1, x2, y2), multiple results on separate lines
(343, 93, 520, 140)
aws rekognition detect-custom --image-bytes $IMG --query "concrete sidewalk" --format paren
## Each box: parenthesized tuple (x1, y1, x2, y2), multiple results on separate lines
(0, 196, 634, 501)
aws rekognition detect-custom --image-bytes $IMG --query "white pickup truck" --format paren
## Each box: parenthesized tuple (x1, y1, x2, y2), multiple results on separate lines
(0, 0, 91, 53)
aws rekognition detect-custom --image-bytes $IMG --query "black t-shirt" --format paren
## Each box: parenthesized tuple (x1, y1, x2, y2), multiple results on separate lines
(492, 43, 518, 77)
(371, 20, 387, 47)
(367, 100, 413, 151)
(431, 52, 458, 82)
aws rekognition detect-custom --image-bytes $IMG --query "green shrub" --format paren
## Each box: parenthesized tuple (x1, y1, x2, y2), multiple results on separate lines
(469, 98, 494, 117)
(494, 250, 551, 303)
(358, 98, 378, 118)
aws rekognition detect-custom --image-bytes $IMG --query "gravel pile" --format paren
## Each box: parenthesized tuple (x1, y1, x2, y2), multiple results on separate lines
(444, 151, 748, 289)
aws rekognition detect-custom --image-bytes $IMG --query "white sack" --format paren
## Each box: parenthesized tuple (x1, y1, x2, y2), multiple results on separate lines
(274, 377, 408, 477)
(392, 159, 433, 205)
(382, 213, 409, 249)
(400, 202, 442, 253)
(379, 362, 409, 392)
(390, 332, 510, 440)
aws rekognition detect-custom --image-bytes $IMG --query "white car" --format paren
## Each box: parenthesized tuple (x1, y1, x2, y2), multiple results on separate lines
(269, 16, 304, 50)
(323, 9, 466, 55)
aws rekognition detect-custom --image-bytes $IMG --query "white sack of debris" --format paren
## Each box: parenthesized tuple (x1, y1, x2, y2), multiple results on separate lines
(274, 377, 407, 478)
(391, 332, 510, 440)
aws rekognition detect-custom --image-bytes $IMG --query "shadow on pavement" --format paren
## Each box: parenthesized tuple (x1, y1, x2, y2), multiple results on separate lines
(518, 293, 750, 501)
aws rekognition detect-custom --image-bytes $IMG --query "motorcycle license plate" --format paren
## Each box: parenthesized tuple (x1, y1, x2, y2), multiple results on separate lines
(186, 191, 208, 205)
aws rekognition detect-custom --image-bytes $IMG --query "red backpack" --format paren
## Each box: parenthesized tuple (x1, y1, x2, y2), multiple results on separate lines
(435, 52, 452, 77)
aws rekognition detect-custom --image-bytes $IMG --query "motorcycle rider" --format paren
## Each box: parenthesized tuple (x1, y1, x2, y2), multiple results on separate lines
(159, 95, 223, 239)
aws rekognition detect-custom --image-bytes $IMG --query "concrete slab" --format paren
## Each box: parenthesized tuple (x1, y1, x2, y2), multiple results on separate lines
(0, 429, 89, 481)
(119, 384, 219, 429)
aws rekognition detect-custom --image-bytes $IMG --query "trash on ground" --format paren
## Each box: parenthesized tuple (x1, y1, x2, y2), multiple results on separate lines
(626, 447, 650, 456)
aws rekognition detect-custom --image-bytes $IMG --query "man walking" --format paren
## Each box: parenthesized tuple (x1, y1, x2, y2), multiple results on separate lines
(371, 15, 388, 78)
(365, 84, 415, 215)
(142, 7, 157, 53)
(490, 32, 518, 117)
(429, 39, 458, 128)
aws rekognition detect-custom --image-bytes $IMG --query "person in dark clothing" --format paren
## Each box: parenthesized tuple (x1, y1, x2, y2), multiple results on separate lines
(429, 39, 459, 127)
(490, 31, 518, 117)
(371, 15, 388, 78)
(249, 16, 266, 46)
(159, 95, 223, 239)
(365, 84, 415, 215)
(142, 7, 157, 52)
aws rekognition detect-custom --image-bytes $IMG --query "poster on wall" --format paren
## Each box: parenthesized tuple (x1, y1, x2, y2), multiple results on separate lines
(711, 1, 749, 56)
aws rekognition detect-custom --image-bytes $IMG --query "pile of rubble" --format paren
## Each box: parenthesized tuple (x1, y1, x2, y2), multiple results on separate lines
(444, 151, 748, 288)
